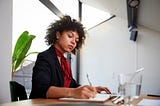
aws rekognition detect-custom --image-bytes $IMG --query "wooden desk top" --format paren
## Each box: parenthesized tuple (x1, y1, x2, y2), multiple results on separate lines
(1, 94, 160, 106)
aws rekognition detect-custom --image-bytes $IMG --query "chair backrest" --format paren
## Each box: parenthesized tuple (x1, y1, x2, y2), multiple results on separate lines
(9, 81, 28, 101)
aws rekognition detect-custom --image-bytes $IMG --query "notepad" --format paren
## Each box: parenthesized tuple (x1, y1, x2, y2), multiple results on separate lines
(59, 94, 111, 102)
(137, 99, 160, 106)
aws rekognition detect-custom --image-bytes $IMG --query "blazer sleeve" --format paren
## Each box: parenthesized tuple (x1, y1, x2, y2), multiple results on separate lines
(70, 78, 80, 88)
(30, 53, 53, 98)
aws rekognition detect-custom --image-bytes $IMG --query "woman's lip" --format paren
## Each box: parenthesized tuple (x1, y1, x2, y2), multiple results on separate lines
(68, 45, 73, 49)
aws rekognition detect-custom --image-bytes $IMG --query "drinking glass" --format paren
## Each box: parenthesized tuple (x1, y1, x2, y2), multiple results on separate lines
(118, 73, 142, 105)
(118, 74, 126, 96)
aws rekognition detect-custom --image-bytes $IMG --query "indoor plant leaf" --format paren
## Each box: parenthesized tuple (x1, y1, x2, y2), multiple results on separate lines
(12, 31, 36, 73)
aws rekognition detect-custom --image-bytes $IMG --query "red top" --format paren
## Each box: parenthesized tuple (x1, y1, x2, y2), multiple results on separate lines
(55, 47, 72, 87)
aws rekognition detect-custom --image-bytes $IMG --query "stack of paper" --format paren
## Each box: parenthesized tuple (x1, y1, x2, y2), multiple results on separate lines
(137, 99, 160, 106)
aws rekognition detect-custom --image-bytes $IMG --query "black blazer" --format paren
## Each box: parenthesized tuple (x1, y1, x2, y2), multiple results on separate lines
(29, 45, 79, 99)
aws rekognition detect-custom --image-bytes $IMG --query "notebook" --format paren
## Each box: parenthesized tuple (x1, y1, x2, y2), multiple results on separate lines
(59, 94, 111, 102)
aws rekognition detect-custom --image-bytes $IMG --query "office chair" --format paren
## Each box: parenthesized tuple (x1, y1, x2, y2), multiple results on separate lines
(9, 81, 28, 101)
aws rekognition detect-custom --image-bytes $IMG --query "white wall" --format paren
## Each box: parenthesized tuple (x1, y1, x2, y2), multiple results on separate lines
(0, 0, 12, 103)
(80, 17, 160, 94)
(138, 26, 160, 94)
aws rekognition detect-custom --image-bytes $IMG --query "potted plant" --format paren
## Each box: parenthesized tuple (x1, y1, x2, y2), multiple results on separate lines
(12, 31, 38, 79)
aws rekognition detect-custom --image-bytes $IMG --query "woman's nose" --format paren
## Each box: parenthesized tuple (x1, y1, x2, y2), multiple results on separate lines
(71, 38, 76, 45)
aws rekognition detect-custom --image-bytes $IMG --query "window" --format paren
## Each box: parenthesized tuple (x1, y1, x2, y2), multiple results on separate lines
(82, 3, 111, 30)
(50, 0, 112, 30)
(13, 0, 112, 61)
(50, 0, 79, 20)
(13, 0, 58, 61)
(12, 0, 58, 96)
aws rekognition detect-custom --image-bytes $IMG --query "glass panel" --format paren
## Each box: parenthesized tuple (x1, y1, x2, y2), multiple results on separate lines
(13, 0, 113, 61)
(50, 0, 112, 30)
(13, 0, 60, 94)
(50, 0, 79, 20)
(82, 3, 112, 30)
(13, 0, 59, 61)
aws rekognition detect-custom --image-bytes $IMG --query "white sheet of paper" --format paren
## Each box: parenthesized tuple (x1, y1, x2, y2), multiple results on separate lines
(137, 99, 160, 106)
(59, 94, 111, 102)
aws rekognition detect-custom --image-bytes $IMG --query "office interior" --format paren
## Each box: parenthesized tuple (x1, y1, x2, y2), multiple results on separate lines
(0, 0, 160, 103)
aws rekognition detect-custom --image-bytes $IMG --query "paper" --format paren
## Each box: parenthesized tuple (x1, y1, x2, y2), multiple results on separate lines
(59, 94, 111, 102)
(137, 99, 160, 106)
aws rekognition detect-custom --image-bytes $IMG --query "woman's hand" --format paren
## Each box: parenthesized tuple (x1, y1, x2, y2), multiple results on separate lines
(95, 86, 111, 94)
(70, 85, 97, 99)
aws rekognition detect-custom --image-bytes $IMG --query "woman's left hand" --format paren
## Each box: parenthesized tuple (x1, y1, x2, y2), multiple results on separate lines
(95, 86, 111, 94)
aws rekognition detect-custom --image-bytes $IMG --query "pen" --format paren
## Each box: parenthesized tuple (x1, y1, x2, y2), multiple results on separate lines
(147, 94, 160, 97)
(86, 74, 92, 86)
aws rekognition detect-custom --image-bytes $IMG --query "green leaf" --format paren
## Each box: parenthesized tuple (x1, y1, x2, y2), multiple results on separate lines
(12, 31, 36, 72)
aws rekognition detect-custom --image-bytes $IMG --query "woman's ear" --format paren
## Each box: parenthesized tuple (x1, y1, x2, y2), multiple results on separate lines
(56, 32, 61, 39)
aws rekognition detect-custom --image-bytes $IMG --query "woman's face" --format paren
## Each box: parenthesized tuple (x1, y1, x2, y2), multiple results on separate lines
(55, 30, 79, 53)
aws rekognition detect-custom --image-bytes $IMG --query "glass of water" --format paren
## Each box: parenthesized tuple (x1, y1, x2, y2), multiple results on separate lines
(118, 74, 126, 96)
(118, 73, 142, 105)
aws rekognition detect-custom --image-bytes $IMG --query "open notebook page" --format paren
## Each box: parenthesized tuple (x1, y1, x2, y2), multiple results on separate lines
(59, 94, 111, 102)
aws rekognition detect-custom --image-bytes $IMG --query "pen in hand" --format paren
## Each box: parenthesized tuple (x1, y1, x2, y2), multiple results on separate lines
(87, 74, 92, 86)
(86, 74, 111, 94)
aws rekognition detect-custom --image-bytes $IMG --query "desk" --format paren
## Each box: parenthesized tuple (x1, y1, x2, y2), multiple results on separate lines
(1, 95, 160, 106)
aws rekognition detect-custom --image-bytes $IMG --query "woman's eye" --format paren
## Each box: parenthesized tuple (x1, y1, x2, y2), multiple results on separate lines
(68, 34, 73, 38)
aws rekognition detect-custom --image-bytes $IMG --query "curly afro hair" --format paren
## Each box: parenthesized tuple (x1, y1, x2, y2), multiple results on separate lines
(45, 15, 86, 54)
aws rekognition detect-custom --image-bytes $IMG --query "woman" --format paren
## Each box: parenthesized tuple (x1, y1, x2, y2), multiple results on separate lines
(30, 15, 110, 99)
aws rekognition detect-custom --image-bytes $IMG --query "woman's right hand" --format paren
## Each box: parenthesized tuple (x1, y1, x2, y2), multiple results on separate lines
(70, 85, 97, 99)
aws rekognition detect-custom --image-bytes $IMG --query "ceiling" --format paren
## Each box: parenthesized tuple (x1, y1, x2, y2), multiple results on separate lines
(80, 0, 160, 33)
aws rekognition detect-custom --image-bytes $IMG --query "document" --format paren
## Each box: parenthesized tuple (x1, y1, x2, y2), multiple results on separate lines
(59, 94, 111, 102)
(137, 99, 160, 106)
